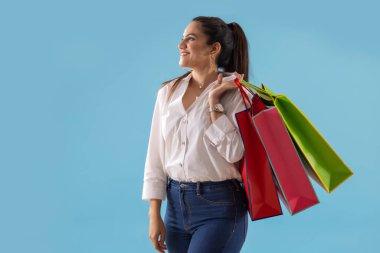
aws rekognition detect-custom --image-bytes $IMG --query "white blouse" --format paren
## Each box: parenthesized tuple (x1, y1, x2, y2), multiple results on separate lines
(142, 72, 253, 201)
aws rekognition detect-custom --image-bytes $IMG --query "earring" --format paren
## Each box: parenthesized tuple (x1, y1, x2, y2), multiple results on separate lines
(209, 55, 217, 72)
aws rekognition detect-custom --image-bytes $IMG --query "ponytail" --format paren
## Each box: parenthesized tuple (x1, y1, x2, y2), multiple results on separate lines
(226, 22, 249, 82)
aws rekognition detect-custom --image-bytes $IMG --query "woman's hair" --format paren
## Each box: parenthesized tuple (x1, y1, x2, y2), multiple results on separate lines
(159, 16, 250, 103)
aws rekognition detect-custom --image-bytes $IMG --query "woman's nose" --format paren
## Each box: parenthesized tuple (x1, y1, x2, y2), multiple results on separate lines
(178, 40, 186, 50)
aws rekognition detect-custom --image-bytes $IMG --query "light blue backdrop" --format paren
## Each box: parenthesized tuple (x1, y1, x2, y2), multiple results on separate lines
(0, 0, 378, 252)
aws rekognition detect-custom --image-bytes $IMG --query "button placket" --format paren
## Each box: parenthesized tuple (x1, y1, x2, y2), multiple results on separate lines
(182, 115, 188, 147)
(182, 114, 188, 123)
(180, 114, 188, 178)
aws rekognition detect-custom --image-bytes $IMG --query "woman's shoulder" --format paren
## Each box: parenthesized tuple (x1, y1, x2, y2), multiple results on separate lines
(155, 76, 184, 107)
(218, 83, 254, 114)
(235, 85, 254, 100)
(160, 77, 178, 90)
(157, 73, 191, 100)
(157, 78, 177, 98)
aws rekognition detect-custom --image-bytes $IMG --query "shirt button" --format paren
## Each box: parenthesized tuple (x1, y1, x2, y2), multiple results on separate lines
(182, 141, 186, 145)
(180, 163, 183, 167)
(183, 118, 187, 123)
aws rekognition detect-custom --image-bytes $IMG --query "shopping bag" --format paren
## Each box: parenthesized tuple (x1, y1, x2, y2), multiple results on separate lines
(253, 104, 320, 215)
(238, 85, 319, 215)
(235, 82, 319, 215)
(234, 84, 282, 221)
(237, 79, 353, 193)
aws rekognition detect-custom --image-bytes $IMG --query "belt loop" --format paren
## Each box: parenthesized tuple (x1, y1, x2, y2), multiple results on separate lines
(167, 177, 171, 190)
(232, 179, 240, 191)
(196, 181, 200, 195)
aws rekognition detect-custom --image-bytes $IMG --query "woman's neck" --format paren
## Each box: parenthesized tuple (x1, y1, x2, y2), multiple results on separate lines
(190, 69, 221, 89)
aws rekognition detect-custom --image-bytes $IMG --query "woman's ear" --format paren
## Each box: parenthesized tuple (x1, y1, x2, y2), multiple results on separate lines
(209, 42, 221, 56)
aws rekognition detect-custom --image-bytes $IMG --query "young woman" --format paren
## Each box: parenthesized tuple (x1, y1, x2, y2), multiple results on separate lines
(142, 16, 252, 253)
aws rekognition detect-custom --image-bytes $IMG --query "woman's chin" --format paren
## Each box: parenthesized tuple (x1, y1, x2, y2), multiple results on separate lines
(179, 62, 192, 69)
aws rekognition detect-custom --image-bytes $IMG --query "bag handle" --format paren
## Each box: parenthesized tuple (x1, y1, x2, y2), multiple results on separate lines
(234, 78, 251, 108)
(239, 79, 276, 102)
(233, 78, 256, 115)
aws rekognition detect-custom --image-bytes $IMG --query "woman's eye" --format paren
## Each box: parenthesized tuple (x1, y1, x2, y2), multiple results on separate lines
(181, 37, 194, 41)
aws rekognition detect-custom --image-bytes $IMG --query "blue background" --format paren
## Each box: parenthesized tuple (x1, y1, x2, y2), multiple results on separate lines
(0, 0, 378, 252)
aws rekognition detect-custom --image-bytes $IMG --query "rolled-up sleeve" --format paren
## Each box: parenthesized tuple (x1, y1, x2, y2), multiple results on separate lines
(204, 88, 252, 164)
(142, 87, 167, 201)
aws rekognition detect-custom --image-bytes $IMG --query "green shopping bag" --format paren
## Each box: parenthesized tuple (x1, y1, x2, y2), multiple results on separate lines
(238, 79, 353, 193)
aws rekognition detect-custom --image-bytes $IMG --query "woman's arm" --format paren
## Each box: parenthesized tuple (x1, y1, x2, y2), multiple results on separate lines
(204, 72, 249, 164)
(149, 198, 162, 216)
(205, 93, 246, 164)
(149, 199, 167, 253)
(142, 88, 167, 202)
(143, 86, 168, 252)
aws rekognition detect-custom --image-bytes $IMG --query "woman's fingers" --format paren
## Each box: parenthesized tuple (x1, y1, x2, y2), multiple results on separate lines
(150, 234, 165, 252)
(217, 72, 223, 84)
(151, 237, 161, 252)
(233, 71, 244, 81)
(158, 231, 167, 251)
(149, 215, 166, 252)
(209, 72, 243, 99)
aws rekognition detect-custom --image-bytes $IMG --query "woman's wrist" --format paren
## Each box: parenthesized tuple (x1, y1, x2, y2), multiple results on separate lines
(208, 96, 225, 122)
(149, 199, 162, 217)
(210, 110, 224, 122)
(149, 209, 161, 218)
(208, 96, 220, 106)
(149, 212, 161, 219)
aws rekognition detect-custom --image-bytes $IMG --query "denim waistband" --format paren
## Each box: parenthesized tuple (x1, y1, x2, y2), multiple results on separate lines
(167, 177, 243, 194)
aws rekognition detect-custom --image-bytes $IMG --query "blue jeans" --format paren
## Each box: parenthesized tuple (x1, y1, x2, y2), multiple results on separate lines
(164, 177, 249, 253)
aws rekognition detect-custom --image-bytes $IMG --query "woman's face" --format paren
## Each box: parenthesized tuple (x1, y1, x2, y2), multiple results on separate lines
(178, 21, 219, 70)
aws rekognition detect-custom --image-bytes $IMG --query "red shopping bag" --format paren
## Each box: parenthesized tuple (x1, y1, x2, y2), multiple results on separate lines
(234, 83, 283, 221)
(235, 79, 319, 216)
(253, 106, 320, 214)
(237, 81, 320, 215)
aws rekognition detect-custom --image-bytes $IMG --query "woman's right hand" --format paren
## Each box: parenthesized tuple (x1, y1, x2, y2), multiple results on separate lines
(149, 214, 167, 252)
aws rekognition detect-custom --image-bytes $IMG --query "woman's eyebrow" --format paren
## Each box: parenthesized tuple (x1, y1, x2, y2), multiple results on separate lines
(182, 33, 198, 38)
